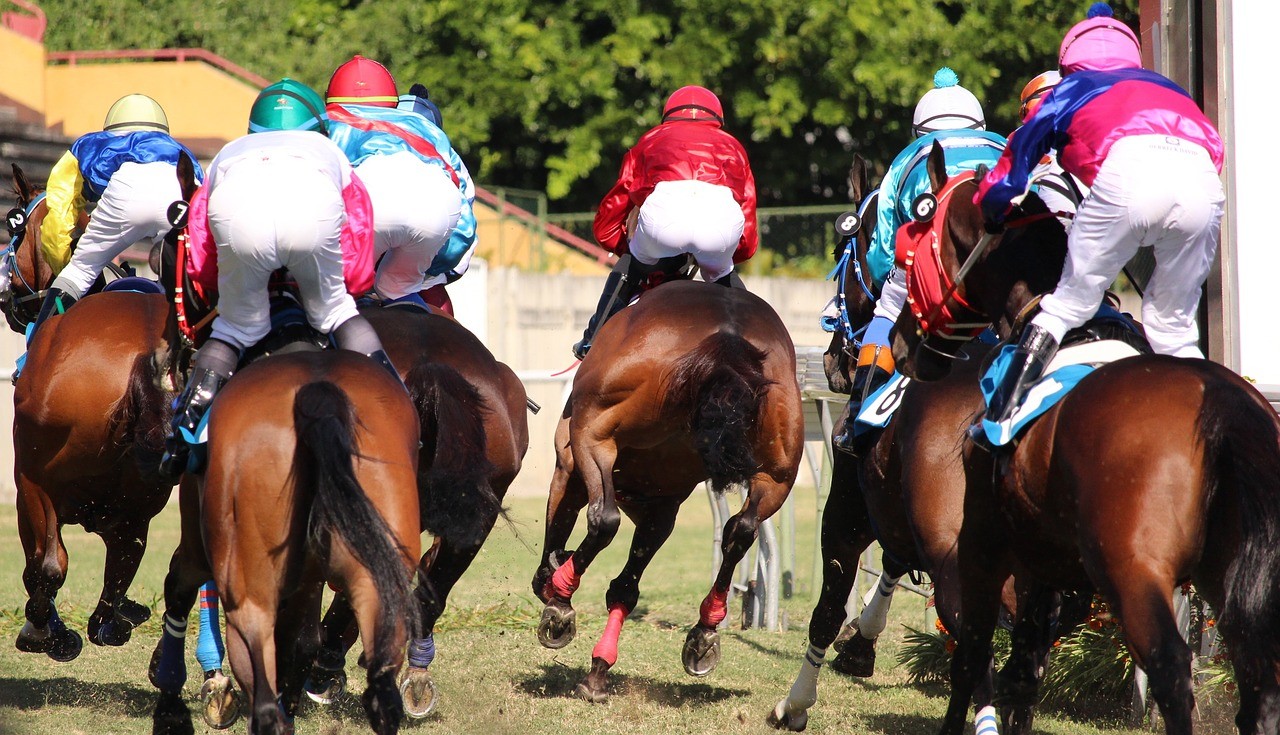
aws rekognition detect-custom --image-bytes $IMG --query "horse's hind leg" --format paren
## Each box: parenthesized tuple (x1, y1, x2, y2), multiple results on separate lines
(14, 477, 80, 661)
(304, 594, 358, 704)
(1105, 575, 1194, 735)
(88, 518, 152, 646)
(275, 581, 324, 721)
(534, 457, 592, 650)
(225, 605, 288, 735)
(576, 498, 682, 703)
(345, 573, 406, 735)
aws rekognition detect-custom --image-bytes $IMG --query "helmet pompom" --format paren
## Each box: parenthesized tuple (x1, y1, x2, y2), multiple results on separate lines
(1087, 2, 1114, 18)
(933, 67, 960, 89)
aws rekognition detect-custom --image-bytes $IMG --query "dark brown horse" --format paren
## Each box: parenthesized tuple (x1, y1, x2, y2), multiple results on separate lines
(162, 350, 421, 735)
(894, 144, 1280, 735)
(8, 160, 195, 660)
(531, 278, 804, 702)
(3, 165, 82, 331)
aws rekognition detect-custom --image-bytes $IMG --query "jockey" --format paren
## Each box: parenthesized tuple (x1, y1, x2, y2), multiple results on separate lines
(324, 55, 476, 309)
(832, 68, 1006, 455)
(1018, 70, 1089, 229)
(574, 84, 758, 359)
(30, 94, 203, 335)
(974, 2, 1224, 433)
(159, 78, 398, 480)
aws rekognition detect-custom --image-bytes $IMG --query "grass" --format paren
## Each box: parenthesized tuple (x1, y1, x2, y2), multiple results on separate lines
(0, 491, 1220, 734)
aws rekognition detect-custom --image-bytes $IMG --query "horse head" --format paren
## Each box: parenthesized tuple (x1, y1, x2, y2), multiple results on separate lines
(3, 164, 70, 332)
(822, 153, 880, 394)
(891, 143, 1067, 381)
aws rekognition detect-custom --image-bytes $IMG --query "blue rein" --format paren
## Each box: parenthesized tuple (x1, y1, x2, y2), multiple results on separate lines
(827, 189, 880, 346)
(5, 192, 48, 302)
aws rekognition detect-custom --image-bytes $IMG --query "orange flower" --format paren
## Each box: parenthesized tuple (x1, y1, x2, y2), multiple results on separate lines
(945, 639, 957, 654)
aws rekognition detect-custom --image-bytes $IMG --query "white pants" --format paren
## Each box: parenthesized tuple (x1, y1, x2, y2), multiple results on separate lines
(1033, 135, 1225, 357)
(206, 158, 358, 351)
(52, 161, 181, 298)
(630, 180, 744, 282)
(357, 152, 462, 300)
(873, 267, 909, 325)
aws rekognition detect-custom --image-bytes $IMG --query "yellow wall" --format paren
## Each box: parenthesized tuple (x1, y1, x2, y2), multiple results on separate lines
(44, 62, 256, 147)
(0, 25, 47, 116)
(475, 208, 607, 275)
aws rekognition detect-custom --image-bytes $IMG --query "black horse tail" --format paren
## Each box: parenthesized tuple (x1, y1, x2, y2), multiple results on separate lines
(108, 350, 170, 482)
(1201, 374, 1280, 682)
(292, 381, 417, 667)
(664, 331, 774, 491)
(405, 362, 502, 550)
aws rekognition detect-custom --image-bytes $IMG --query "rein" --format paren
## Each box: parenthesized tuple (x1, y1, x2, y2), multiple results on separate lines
(828, 189, 880, 345)
(4, 193, 50, 323)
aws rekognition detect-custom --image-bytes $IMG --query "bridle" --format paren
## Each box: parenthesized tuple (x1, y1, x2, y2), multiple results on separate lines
(3, 192, 50, 325)
(827, 188, 880, 347)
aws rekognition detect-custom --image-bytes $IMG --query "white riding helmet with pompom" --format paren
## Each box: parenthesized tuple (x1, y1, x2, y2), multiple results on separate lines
(912, 68, 986, 138)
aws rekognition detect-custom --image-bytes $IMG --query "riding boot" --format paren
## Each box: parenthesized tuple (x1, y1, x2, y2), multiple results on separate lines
(367, 349, 407, 388)
(833, 343, 895, 456)
(332, 316, 408, 392)
(572, 254, 648, 360)
(968, 323, 1059, 445)
(28, 287, 76, 341)
(159, 367, 229, 481)
(713, 271, 747, 290)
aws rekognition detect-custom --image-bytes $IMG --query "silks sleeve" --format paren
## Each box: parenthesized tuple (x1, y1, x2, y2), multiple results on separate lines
(733, 147, 759, 263)
(592, 147, 641, 253)
(41, 151, 86, 273)
(339, 173, 376, 296)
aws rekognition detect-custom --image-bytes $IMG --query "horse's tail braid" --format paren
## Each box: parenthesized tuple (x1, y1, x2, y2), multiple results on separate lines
(664, 331, 774, 491)
(1200, 374, 1280, 682)
(292, 381, 417, 666)
(405, 362, 503, 549)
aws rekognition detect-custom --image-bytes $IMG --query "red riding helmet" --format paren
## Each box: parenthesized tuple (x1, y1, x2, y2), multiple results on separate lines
(326, 55, 398, 107)
(662, 85, 724, 125)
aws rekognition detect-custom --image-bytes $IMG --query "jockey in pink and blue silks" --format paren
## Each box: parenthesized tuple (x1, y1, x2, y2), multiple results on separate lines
(973, 2, 1224, 435)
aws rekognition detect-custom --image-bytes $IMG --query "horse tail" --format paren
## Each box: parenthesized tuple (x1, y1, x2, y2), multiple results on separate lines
(292, 381, 417, 664)
(405, 362, 503, 549)
(107, 350, 170, 479)
(1200, 374, 1280, 680)
(664, 331, 774, 491)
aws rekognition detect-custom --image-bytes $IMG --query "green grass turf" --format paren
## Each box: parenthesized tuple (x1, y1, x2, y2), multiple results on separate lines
(0, 490, 1213, 733)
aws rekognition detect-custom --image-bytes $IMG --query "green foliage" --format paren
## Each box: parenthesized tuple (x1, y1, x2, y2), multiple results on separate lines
(39, 0, 1135, 210)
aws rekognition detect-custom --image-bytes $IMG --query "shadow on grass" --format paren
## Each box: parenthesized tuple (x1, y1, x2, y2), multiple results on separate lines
(864, 712, 945, 734)
(0, 675, 158, 715)
(517, 662, 748, 706)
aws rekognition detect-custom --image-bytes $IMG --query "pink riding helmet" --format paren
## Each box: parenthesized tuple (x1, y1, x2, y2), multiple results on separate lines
(1059, 3, 1141, 74)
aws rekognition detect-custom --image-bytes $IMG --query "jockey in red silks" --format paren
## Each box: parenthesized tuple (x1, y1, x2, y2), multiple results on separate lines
(159, 78, 397, 481)
(973, 2, 1224, 435)
(574, 85, 758, 359)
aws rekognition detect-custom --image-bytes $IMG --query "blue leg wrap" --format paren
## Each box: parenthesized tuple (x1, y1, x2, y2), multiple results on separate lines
(196, 582, 226, 673)
(408, 634, 436, 669)
(47, 604, 67, 635)
(156, 614, 189, 692)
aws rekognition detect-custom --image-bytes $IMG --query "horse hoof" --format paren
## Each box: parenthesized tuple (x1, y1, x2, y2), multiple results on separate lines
(199, 671, 243, 730)
(304, 664, 348, 705)
(88, 617, 133, 647)
(148, 638, 165, 689)
(830, 634, 877, 678)
(398, 667, 438, 719)
(15, 624, 82, 662)
(681, 625, 721, 677)
(574, 681, 609, 704)
(117, 597, 152, 627)
(49, 628, 83, 662)
(537, 603, 577, 649)
(766, 702, 809, 732)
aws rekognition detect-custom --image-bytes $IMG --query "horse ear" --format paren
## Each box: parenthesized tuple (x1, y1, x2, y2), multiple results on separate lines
(12, 164, 32, 202)
(848, 154, 870, 204)
(176, 153, 198, 202)
(926, 142, 948, 194)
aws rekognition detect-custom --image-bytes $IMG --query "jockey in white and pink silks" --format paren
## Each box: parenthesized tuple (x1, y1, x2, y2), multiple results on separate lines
(973, 2, 1225, 432)
(158, 78, 395, 481)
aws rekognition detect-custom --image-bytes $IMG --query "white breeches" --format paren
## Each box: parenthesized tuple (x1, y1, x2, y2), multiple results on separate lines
(206, 158, 357, 350)
(630, 180, 744, 282)
(52, 161, 182, 298)
(872, 267, 909, 326)
(1033, 135, 1225, 357)
(357, 152, 462, 300)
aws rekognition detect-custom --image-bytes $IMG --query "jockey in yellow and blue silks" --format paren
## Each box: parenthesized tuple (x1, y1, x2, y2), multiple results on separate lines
(833, 68, 1006, 456)
(324, 55, 477, 309)
(31, 94, 203, 335)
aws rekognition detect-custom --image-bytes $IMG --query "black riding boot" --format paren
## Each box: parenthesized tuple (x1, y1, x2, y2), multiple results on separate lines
(572, 254, 648, 360)
(367, 349, 404, 384)
(968, 323, 1059, 446)
(159, 368, 228, 481)
(332, 316, 408, 392)
(29, 287, 76, 340)
(713, 271, 747, 289)
(832, 344, 895, 456)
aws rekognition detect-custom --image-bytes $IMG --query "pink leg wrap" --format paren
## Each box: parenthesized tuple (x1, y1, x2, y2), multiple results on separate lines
(699, 586, 729, 628)
(590, 604, 629, 666)
(545, 555, 581, 601)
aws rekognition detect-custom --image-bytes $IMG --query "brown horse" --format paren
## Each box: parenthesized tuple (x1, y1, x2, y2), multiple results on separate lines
(8, 159, 197, 660)
(531, 278, 804, 702)
(163, 350, 421, 735)
(893, 144, 1280, 735)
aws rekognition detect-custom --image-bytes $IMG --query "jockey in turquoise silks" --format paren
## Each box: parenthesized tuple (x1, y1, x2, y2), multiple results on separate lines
(833, 68, 1006, 456)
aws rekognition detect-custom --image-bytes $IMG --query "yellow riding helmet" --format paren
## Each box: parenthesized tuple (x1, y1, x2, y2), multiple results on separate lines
(103, 94, 170, 134)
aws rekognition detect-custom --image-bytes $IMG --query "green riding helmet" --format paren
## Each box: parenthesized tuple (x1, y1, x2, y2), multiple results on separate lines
(248, 78, 328, 134)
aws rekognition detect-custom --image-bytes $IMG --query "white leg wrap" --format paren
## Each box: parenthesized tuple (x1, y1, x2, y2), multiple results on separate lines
(975, 705, 999, 735)
(856, 573, 901, 638)
(777, 644, 826, 715)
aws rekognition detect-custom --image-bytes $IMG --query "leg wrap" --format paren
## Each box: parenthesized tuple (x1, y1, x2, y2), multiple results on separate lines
(547, 555, 582, 600)
(699, 586, 729, 628)
(591, 604, 629, 667)
(195, 582, 226, 673)
(856, 573, 901, 639)
(408, 634, 436, 669)
(156, 613, 189, 692)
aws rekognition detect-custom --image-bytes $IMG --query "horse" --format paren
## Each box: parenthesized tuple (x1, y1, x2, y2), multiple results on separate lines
(8, 158, 197, 661)
(530, 277, 804, 702)
(892, 143, 1280, 735)
(302, 305, 530, 717)
(769, 155, 1073, 735)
